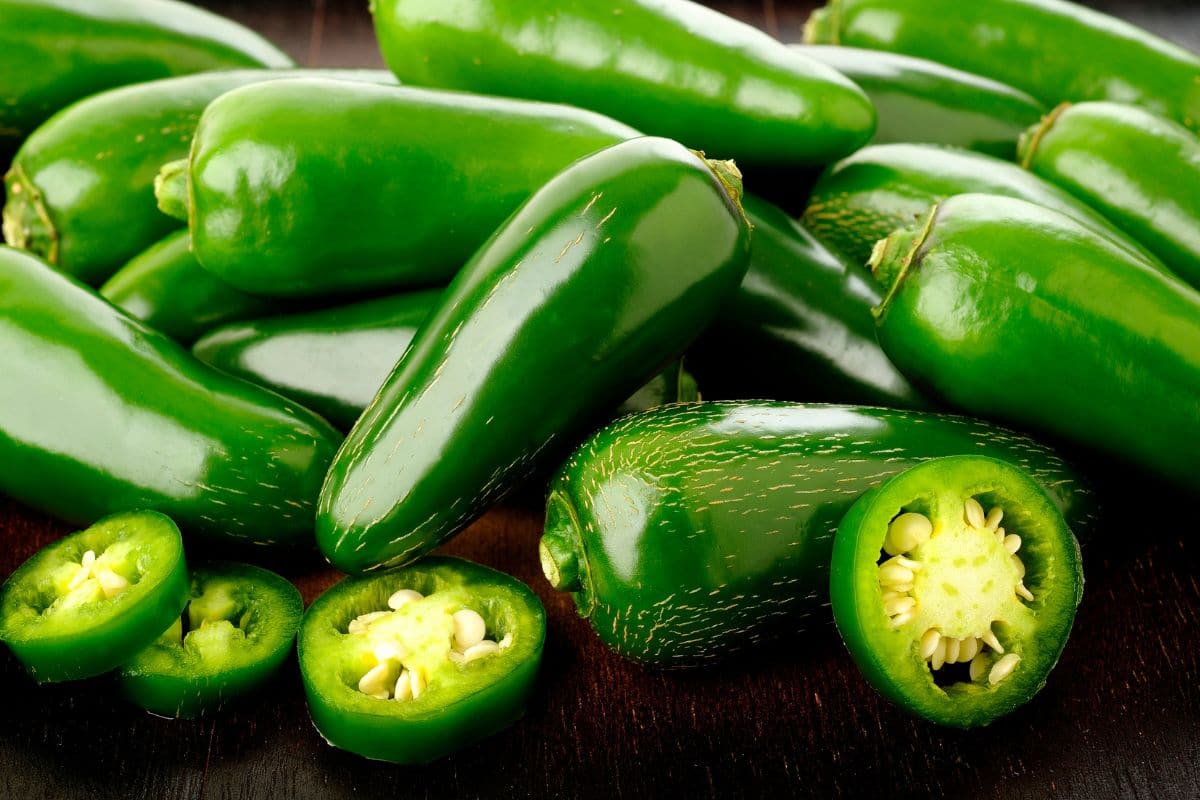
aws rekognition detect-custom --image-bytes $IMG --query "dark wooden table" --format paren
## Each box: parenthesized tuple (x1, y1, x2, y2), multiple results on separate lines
(3, 2, 1200, 798)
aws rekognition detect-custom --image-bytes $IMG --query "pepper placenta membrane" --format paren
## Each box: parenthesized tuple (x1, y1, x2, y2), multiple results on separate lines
(298, 557, 545, 764)
(830, 456, 1083, 728)
(0, 511, 189, 683)
(118, 563, 302, 718)
(538, 401, 1092, 666)
(318, 138, 751, 573)
(872, 193, 1200, 493)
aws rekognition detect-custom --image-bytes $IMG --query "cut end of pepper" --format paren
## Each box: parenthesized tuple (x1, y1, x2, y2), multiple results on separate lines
(869, 204, 939, 321)
(154, 159, 191, 222)
(1016, 102, 1072, 170)
(2, 161, 59, 264)
(801, 3, 839, 45)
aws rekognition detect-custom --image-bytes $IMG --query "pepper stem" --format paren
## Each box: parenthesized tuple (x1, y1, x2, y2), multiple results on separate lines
(155, 159, 190, 222)
(869, 204, 940, 321)
(2, 161, 59, 264)
(802, 2, 840, 44)
(691, 152, 750, 229)
(1016, 102, 1072, 170)
(540, 492, 584, 593)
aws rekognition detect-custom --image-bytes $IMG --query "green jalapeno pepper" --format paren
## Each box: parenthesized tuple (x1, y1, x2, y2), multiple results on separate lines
(0, 0, 292, 156)
(372, 0, 875, 168)
(871, 193, 1200, 493)
(193, 291, 698, 432)
(831, 456, 1083, 728)
(689, 194, 922, 408)
(538, 401, 1092, 667)
(0, 245, 340, 546)
(101, 231, 279, 344)
(802, 143, 1163, 268)
(118, 562, 302, 718)
(298, 557, 545, 764)
(793, 45, 1045, 158)
(1019, 101, 1200, 291)
(804, 0, 1200, 133)
(318, 138, 752, 573)
(0, 510, 188, 683)
(3, 69, 395, 285)
(155, 78, 640, 298)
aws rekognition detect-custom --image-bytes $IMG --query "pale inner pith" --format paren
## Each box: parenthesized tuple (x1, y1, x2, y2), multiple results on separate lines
(878, 497, 1032, 687)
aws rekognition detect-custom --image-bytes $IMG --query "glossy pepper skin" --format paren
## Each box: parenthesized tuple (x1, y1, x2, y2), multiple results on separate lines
(0, 245, 341, 546)
(1019, 101, 1200, 291)
(156, 79, 640, 298)
(831, 456, 1082, 728)
(872, 193, 1200, 493)
(689, 194, 922, 408)
(118, 562, 303, 718)
(298, 557, 545, 764)
(0, 0, 292, 153)
(101, 230, 278, 345)
(193, 291, 698, 432)
(3, 69, 394, 285)
(794, 45, 1045, 158)
(318, 138, 752, 573)
(802, 143, 1162, 268)
(0, 511, 189, 683)
(538, 402, 1093, 667)
(804, 0, 1200, 133)
(372, 0, 875, 167)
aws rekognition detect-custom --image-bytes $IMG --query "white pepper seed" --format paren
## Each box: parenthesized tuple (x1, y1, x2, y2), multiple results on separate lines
(1003, 534, 1022, 554)
(944, 638, 961, 664)
(981, 629, 1004, 654)
(985, 507, 1004, 531)
(969, 653, 988, 682)
(452, 609, 487, 650)
(879, 564, 914, 585)
(884, 513, 933, 556)
(388, 589, 424, 610)
(463, 640, 501, 662)
(931, 639, 947, 670)
(959, 637, 980, 663)
(394, 669, 412, 701)
(919, 628, 941, 660)
(988, 653, 1021, 685)
(964, 498, 986, 529)
(890, 608, 917, 627)
(883, 595, 916, 617)
(1016, 583, 1035, 602)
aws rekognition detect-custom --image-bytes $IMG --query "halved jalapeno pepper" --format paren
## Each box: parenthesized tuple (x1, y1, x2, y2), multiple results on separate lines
(830, 456, 1083, 728)
(298, 557, 545, 763)
(117, 562, 302, 718)
(0, 510, 188, 683)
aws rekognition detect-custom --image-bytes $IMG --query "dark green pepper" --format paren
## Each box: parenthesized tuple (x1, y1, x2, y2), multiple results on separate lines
(538, 401, 1093, 667)
(318, 138, 752, 573)
(0, 0, 292, 153)
(0, 245, 340, 546)
(193, 291, 698, 431)
(804, 0, 1200, 133)
(298, 557, 545, 764)
(3, 69, 394, 285)
(794, 45, 1045, 158)
(831, 456, 1082, 728)
(156, 78, 639, 298)
(1019, 101, 1200, 291)
(689, 194, 922, 408)
(372, 0, 875, 167)
(871, 193, 1200, 493)
(101, 230, 278, 344)
(802, 142, 1163, 267)
(0, 510, 188, 683)
(117, 562, 302, 718)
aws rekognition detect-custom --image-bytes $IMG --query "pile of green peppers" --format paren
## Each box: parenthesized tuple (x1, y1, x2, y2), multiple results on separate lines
(0, 0, 1196, 760)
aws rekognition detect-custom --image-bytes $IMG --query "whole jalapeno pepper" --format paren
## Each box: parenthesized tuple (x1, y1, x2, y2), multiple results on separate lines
(155, 79, 640, 298)
(2, 69, 395, 285)
(0, 245, 340, 547)
(318, 138, 752, 573)
(804, 0, 1200, 133)
(118, 562, 302, 719)
(298, 557, 545, 764)
(538, 401, 1093, 667)
(794, 45, 1045, 158)
(802, 143, 1164, 268)
(371, 0, 875, 168)
(871, 193, 1200, 494)
(689, 194, 923, 408)
(0, 0, 292, 154)
(1019, 101, 1200, 291)
(830, 456, 1083, 728)
(0, 510, 189, 683)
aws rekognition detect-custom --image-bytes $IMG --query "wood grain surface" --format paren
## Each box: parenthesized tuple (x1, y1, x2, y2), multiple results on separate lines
(3, 2, 1199, 798)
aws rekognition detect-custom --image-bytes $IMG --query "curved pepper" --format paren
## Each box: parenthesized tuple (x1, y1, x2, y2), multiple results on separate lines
(0, 245, 340, 546)
(1019, 101, 1200, 291)
(318, 138, 752, 572)
(155, 78, 640, 298)
(372, 0, 875, 167)
(831, 456, 1082, 728)
(804, 0, 1200, 133)
(872, 193, 1200, 493)
(538, 401, 1093, 667)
